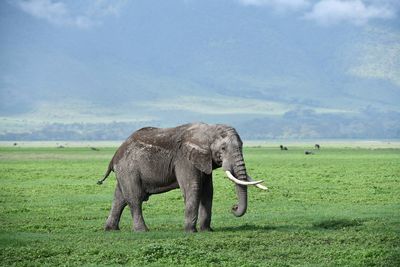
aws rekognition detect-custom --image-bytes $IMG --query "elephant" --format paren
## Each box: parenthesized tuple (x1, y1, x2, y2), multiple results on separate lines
(97, 122, 268, 232)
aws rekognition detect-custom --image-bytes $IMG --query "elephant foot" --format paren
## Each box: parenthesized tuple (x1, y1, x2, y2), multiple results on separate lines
(104, 217, 121, 231)
(199, 226, 213, 232)
(185, 226, 198, 233)
(104, 224, 120, 231)
(133, 225, 149, 232)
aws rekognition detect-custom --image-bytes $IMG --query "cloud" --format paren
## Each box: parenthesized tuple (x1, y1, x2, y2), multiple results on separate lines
(143, 96, 291, 115)
(304, 0, 395, 25)
(238, 0, 310, 11)
(348, 27, 400, 86)
(86, 0, 126, 17)
(0, 99, 154, 126)
(141, 96, 350, 115)
(238, 0, 398, 25)
(14, 0, 126, 29)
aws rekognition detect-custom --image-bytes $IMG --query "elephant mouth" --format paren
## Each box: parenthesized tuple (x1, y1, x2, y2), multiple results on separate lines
(225, 171, 268, 190)
(215, 153, 223, 165)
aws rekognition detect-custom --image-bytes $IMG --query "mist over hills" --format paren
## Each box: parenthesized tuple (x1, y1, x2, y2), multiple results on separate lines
(1, 1, 399, 140)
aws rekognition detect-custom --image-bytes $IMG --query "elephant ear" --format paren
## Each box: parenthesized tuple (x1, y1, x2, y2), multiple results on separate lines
(181, 140, 212, 175)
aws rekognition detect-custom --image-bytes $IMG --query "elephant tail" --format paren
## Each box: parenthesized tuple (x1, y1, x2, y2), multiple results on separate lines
(97, 161, 114, 185)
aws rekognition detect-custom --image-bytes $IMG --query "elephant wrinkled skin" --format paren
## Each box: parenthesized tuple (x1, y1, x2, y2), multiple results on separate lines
(98, 122, 267, 232)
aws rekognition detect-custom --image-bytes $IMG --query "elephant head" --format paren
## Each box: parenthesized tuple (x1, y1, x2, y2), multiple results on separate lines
(181, 123, 267, 217)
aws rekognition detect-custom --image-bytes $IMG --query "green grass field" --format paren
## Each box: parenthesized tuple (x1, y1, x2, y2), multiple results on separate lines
(0, 146, 399, 266)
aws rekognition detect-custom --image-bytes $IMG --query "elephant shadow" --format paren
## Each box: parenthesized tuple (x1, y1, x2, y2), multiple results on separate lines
(216, 223, 296, 232)
(312, 218, 363, 230)
(217, 218, 364, 232)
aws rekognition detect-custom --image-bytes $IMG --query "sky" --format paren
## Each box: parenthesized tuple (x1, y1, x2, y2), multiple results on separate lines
(0, 0, 399, 137)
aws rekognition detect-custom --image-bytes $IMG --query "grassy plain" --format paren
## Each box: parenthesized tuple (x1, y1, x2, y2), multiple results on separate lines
(0, 145, 399, 266)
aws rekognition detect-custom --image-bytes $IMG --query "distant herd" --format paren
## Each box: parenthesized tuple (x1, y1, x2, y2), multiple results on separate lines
(11, 142, 323, 155)
(280, 143, 321, 155)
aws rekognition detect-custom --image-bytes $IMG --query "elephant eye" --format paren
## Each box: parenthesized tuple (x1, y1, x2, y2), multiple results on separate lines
(221, 145, 226, 151)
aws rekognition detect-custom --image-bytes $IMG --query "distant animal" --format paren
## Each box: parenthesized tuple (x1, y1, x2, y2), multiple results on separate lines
(13, 142, 17, 146)
(97, 123, 268, 232)
(305, 151, 314, 155)
(280, 145, 288, 150)
(315, 144, 320, 150)
(57, 145, 65, 149)
(90, 147, 100, 151)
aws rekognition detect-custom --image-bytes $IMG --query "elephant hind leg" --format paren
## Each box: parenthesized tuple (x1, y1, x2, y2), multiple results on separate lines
(116, 171, 149, 232)
(128, 200, 149, 232)
(105, 183, 127, 231)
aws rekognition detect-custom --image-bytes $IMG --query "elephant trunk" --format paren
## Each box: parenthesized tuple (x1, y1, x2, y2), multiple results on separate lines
(231, 151, 248, 217)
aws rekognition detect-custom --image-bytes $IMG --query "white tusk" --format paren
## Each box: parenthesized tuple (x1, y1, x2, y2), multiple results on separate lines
(255, 184, 268, 190)
(247, 175, 268, 190)
(225, 171, 263, 185)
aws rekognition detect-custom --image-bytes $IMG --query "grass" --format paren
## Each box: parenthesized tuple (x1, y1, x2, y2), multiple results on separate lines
(0, 146, 399, 266)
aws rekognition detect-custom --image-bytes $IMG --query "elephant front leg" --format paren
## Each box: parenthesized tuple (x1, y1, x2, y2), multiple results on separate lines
(199, 174, 213, 231)
(176, 163, 203, 232)
(182, 185, 201, 233)
(177, 180, 201, 232)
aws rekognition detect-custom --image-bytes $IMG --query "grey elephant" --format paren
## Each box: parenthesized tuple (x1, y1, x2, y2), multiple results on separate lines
(97, 123, 268, 232)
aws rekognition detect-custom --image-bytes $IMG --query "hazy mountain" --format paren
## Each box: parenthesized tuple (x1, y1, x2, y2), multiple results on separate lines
(1, 1, 399, 140)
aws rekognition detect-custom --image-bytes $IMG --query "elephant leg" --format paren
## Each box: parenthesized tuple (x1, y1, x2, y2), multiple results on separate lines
(128, 199, 148, 232)
(199, 174, 213, 231)
(117, 171, 149, 232)
(105, 182, 127, 231)
(176, 166, 202, 233)
(183, 185, 201, 233)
